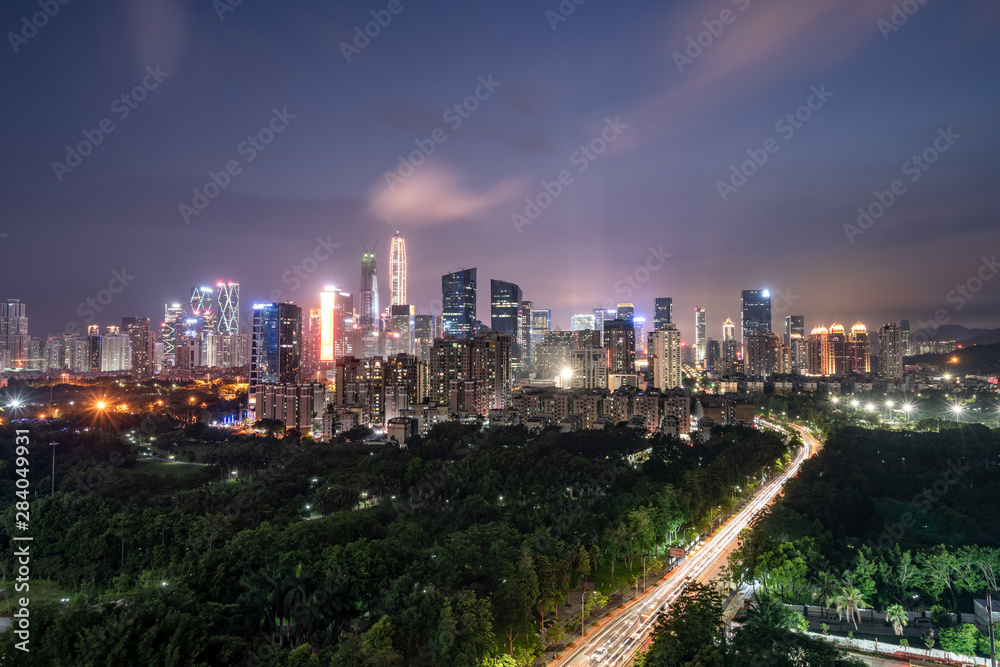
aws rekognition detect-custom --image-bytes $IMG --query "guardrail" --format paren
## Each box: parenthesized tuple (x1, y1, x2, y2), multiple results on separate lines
(804, 631, 989, 666)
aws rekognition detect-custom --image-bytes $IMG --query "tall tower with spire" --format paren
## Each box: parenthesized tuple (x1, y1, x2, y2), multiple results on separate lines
(360, 242, 380, 328)
(389, 232, 407, 307)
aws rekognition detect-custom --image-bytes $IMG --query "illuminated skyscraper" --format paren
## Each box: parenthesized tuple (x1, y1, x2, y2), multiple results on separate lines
(723, 318, 736, 341)
(532, 309, 551, 351)
(360, 249, 380, 328)
(320, 287, 353, 365)
(695, 307, 707, 364)
(653, 297, 673, 330)
(740, 289, 771, 341)
(161, 303, 184, 366)
(634, 316, 648, 353)
(122, 316, 154, 379)
(571, 314, 596, 331)
(604, 319, 635, 374)
(878, 323, 903, 380)
(616, 303, 635, 323)
(442, 268, 477, 339)
(191, 286, 215, 332)
(900, 319, 911, 356)
(649, 324, 682, 389)
(389, 232, 407, 307)
(249, 302, 302, 413)
(518, 300, 533, 376)
(783, 315, 804, 347)
(217, 282, 240, 334)
(0, 299, 29, 371)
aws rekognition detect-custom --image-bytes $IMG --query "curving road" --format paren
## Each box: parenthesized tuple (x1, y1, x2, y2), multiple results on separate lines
(553, 421, 819, 666)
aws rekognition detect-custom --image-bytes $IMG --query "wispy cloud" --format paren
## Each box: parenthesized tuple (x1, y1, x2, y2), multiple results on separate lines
(366, 163, 527, 225)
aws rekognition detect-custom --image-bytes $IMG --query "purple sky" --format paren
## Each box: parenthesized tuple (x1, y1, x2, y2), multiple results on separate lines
(2, 0, 999, 343)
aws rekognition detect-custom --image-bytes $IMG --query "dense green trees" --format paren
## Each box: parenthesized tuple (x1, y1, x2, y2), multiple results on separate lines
(0, 420, 793, 664)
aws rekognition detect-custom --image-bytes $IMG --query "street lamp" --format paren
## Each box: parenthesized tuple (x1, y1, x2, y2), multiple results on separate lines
(850, 399, 860, 409)
(951, 404, 964, 420)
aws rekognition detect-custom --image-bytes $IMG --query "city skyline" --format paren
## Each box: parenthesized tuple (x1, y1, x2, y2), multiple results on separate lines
(1, 1, 997, 340)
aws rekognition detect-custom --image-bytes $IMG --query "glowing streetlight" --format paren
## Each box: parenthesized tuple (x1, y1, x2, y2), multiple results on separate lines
(951, 404, 964, 417)
(96, 401, 107, 410)
(850, 399, 860, 408)
(866, 403, 876, 412)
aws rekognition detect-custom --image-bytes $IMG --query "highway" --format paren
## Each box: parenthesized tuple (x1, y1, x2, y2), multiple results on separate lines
(553, 421, 819, 666)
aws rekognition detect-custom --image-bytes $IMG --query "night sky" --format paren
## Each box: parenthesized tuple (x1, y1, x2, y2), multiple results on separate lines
(3, 0, 999, 342)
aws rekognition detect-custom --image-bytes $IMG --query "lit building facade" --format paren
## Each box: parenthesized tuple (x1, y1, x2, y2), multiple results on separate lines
(442, 268, 477, 339)
(389, 232, 407, 307)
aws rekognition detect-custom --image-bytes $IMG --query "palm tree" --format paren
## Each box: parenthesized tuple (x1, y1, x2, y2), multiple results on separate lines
(834, 587, 867, 630)
(746, 595, 800, 631)
(812, 571, 839, 619)
(885, 604, 908, 637)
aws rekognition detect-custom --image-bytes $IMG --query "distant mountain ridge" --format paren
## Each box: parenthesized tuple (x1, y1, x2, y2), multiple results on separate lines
(911, 324, 1000, 345)
(906, 342, 1000, 375)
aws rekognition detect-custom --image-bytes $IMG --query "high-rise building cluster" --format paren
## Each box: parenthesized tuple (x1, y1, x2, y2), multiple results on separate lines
(3, 240, 934, 441)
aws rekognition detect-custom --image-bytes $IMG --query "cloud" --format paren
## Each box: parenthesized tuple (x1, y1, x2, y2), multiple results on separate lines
(365, 164, 527, 225)
(632, 0, 939, 135)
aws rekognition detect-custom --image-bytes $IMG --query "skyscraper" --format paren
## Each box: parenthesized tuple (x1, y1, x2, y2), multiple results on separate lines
(490, 280, 522, 337)
(217, 282, 240, 334)
(741, 290, 771, 358)
(442, 268, 477, 339)
(250, 302, 302, 413)
(191, 286, 215, 332)
(517, 300, 533, 376)
(161, 303, 184, 367)
(389, 232, 407, 307)
(694, 307, 707, 364)
(616, 303, 635, 323)
(390, 304, 415, 355)
(722, 317, 736, 342)
(413, 314, 438, 362)
(653, 297, 673, 331)
(649, 324, 682, 389)
(900, 319, 910, 356)
(532, 309, 551, 351)
(359, 249, 380, 328)
(122, 317, 154, 379)
(783, 315, 805, 347)
(0, 299, 29, 371)
(878, 323, 903, 380)
(571, 314, 596, 331)
(604, 319, 635, 374)
(807, 322, 871, 376)
(634, 316, 648, 353)
(319, 287, 352, 366)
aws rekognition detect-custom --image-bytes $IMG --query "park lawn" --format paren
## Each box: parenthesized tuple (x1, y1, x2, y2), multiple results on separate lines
(130, 459, 217, 490)
(0, 580, 70, 612)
